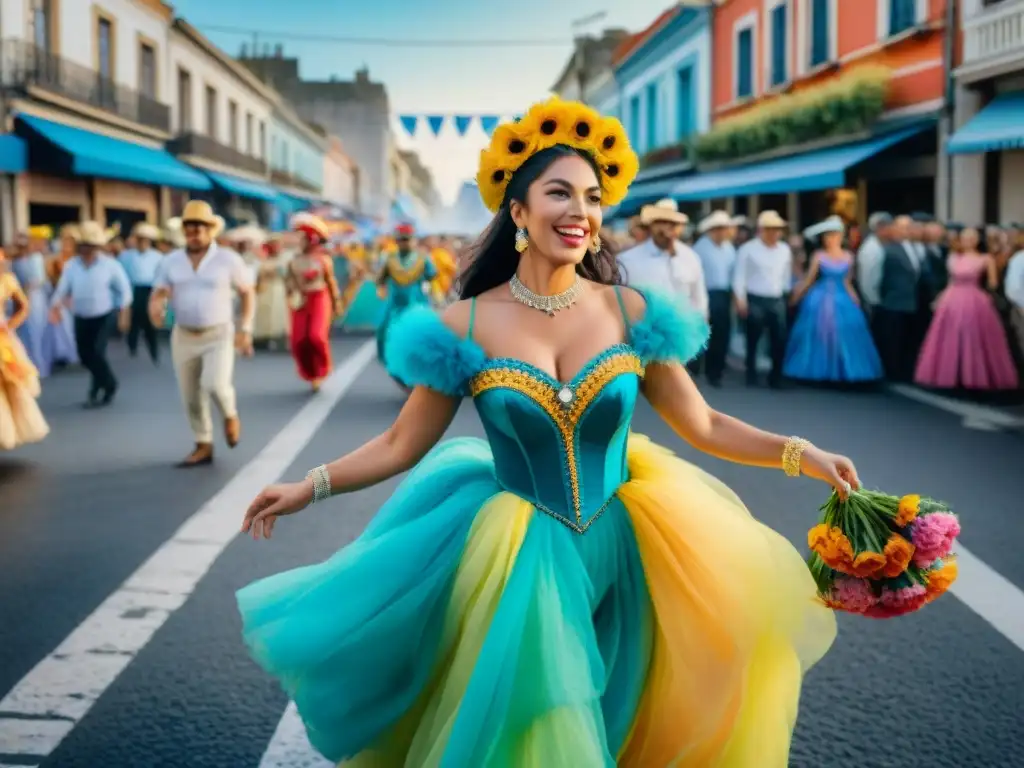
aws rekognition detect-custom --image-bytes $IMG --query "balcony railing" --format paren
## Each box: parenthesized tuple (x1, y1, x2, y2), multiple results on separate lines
(962, 0, 1024, 70)
(270, 168, 320, 193)
(0, 39, 170, 132)
(167, 132, 267, 177)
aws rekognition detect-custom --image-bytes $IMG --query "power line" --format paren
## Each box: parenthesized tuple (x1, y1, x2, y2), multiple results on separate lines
(195, 24, 572, 48)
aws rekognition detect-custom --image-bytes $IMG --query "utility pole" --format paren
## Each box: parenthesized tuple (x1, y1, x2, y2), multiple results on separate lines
(571, 11, 606, 104)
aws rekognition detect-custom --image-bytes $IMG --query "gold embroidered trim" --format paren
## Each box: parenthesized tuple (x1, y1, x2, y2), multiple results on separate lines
(386, 253, 426, 286)
(469, 351, 643, 532)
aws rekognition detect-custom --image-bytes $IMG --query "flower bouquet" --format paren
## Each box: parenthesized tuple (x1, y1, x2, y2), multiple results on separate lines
(807, 490, 960, 618)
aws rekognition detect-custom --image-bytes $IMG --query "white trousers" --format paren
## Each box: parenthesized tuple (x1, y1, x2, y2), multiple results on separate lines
(171, 324, 237, 444)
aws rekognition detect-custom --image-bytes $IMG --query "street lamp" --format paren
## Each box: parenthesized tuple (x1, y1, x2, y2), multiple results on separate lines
(571, 11, 606, 104)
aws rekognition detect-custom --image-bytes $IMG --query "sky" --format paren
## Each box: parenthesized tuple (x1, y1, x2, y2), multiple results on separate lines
(170, 0, 677, 204)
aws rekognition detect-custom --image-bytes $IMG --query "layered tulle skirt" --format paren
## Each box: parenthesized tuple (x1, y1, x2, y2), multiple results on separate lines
(237, 435, 836, 767)
(0, 330, 50, 450)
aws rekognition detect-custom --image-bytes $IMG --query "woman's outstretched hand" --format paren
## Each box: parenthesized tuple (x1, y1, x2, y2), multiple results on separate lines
(801, 446, 861, 500)
(242, 480, 314, 540)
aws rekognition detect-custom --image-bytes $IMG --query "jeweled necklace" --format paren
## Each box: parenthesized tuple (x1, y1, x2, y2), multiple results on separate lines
(509, 273, 582, 316)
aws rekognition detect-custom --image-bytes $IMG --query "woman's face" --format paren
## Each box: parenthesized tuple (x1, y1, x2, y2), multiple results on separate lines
(960, 228, 979, 251)
(511, 154, 602, 267)
(822, 231, 843, 250)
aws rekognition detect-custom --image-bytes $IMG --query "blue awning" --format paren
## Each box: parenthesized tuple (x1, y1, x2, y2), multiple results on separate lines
(0, 134, 26, 173)
(206, 171, 278, 201)
(672, 125, 930, 201)
(947, 92, 1024, 154)
(16, 114, 210, 190)
(611, 174, 690, 218)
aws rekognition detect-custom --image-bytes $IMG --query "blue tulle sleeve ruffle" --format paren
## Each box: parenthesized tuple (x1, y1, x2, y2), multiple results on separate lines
(629, 286, 710, 365)
(385, 306, 486, 396)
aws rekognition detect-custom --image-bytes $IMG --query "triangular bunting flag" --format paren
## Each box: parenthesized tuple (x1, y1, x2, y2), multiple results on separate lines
(454, 115, 472, 136)
(480, 116, 499, 136)
(426, 115, 445, 136)
(399, 115, 418, 137)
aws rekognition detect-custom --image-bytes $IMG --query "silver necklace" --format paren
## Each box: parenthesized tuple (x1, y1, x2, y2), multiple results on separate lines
(509, 273, 582, 316)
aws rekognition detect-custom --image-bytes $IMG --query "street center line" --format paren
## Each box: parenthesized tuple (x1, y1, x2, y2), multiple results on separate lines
(888, 384, 1024, 429)
(0, 341, 375, 760)
(258, 703, 333, 768)
(950, 545, 1024, 654)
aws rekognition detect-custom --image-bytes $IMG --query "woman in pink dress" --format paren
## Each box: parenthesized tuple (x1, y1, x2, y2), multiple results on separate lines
(914, 227, 1019, 390)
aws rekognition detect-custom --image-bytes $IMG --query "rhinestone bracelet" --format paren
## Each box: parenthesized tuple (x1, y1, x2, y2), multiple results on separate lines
(782, 437, 810, 478)
(305, 464, 333, 503)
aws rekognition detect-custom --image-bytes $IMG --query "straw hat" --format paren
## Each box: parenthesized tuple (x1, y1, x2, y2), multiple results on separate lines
(226, 223, 268, 245)
(132, 222, 162, 241)
(291, 212, 330, 241)
(756, 210, 787, 229)
(78, 221, 111, 247)
(640, 198, 689, 226)
(698, 210, 733, 234)
(180, 200, 224, 236)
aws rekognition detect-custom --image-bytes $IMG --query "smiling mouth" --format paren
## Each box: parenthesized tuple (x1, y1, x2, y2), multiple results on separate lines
(553, 225, 588, 244)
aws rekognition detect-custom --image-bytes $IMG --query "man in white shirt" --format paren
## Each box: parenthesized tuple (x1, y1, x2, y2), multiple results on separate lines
(1005, 247, 1024, 359)
(693, 210, 737, 386)
(617, 198, 708, 320)
(119, 221, 164, 364)
(149, 201, 256, 468)
(733, 210, 792, 388)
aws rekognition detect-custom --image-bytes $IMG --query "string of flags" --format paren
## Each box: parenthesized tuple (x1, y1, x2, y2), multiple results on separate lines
(396, 113, 522, 139)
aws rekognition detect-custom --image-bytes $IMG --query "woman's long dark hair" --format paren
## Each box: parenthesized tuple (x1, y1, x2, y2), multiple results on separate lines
(457, 145, 620, 299)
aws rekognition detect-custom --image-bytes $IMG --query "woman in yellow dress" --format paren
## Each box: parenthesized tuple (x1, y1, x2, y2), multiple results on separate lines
(237, 98, 855, 766)
(0, 250, 50, 450)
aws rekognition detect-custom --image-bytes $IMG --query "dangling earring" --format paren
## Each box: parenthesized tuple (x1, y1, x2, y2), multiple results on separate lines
(515, 226, 529, 253)
(590, 234, 602, 254)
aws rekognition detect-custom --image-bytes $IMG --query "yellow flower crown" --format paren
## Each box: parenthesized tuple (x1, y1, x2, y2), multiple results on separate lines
(476, 97, 639, 213)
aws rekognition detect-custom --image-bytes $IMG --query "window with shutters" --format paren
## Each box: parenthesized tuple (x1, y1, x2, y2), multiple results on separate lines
(809, 0, 830, 68)
(769, 1, 788, 87)
(735, 25, 755, 99)
(677, 67, 694, 139)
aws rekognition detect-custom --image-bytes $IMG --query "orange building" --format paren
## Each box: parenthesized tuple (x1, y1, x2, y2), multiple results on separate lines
(675, 0, 952, 226)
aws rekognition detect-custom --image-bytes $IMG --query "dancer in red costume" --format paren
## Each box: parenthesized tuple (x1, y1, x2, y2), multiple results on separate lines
(287, 213, 342, 392)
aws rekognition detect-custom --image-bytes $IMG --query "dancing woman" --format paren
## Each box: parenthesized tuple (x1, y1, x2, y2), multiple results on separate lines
(287, 213, 342, 392)
(374, 223, 437, 386)
(237, 98, 858, 767)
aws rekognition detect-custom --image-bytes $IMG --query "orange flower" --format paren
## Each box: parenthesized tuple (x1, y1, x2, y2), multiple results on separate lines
(894, 494, 921, 527)
(881, 534, 916, 578)
(809, 525, 856, 572)
(925, 558, 958, 602)
(849, 551, 887, 578)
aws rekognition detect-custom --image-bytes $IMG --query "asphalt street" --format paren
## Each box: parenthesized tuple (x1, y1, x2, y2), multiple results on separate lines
(0, 333, 1022, 768)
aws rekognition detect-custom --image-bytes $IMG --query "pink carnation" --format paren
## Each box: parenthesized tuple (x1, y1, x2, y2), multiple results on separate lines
(879, 584, 928, 614)
(834, 577, 877, 613)
(910, 512, 961, 566)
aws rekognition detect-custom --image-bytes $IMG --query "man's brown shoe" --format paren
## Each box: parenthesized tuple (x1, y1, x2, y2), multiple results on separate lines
(176, 443, 213, 468)
(225, 416, 241, 448)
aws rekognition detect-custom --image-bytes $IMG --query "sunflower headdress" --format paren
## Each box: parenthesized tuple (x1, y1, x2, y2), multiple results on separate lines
(476, 97, 639, 213)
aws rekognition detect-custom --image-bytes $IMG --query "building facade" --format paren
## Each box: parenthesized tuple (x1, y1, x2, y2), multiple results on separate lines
(398, 149, 441, 218)
(550, 28, 629, 105)
(322, 136, 360, 211)
(267, 101, 327, 199)
(0, 0, 211, 236)
(610, 4, 712, 216)
(695, 0, 948, 225)
(946, 0, 1024, 223)
(237, 51, 392, 220)
(166, 19, 274, 219)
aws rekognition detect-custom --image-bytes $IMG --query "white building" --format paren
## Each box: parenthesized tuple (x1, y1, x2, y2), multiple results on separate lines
(267, 102, 327, 201)
(167, 19, 277, 218)
(1, 0, 210, 236)
(945, 0, 1024, 223)
(322, 136, 360, 211)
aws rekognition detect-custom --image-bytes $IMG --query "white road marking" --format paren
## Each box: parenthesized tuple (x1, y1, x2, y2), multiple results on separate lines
(889, 384, 1024, 431)
(951, 545, 1024, 654)
(0, 341, 375, 762)
(258, 703, 333, 768)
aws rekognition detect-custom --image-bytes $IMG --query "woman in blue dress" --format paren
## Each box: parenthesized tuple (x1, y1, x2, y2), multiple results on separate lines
(10, 237, 52, 377)
(236, 98, 860, 767)
(784, 215, 883, 382)
(375, 223, 437, 388)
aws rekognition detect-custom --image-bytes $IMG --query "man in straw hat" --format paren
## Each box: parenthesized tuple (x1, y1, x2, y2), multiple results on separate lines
(693, 210, 737, 386)
(148, 201, 256, 467)
(119, 221, 164, 364)
(618, 198, 708, 321)
(49, 221, 133, 407)
(733, 210, 792, 388)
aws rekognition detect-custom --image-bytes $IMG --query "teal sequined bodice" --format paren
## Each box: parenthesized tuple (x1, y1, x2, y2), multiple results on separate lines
(469, 345, 644, 533)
